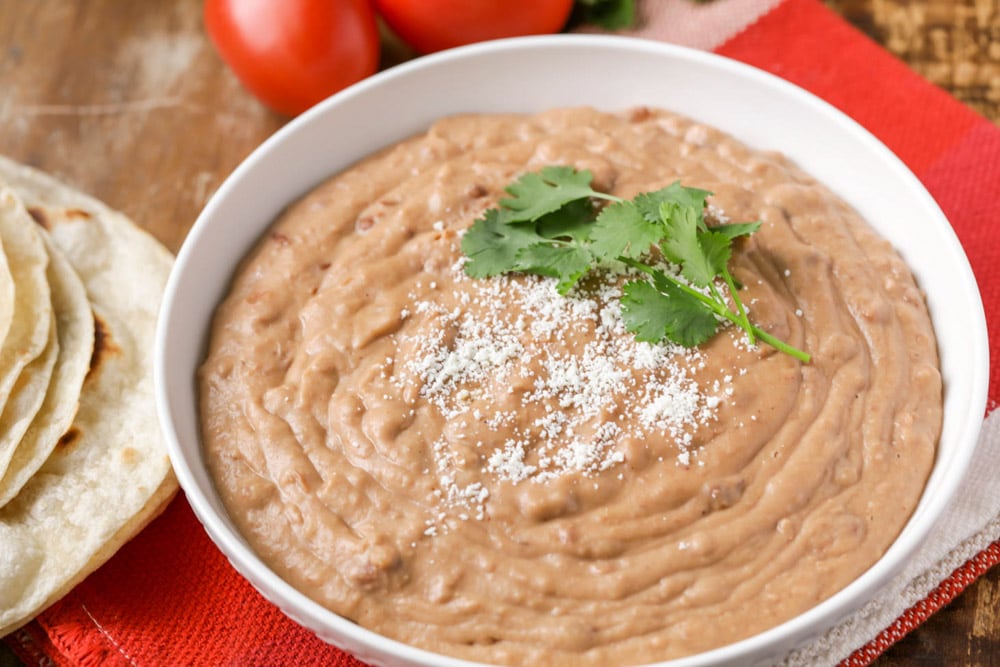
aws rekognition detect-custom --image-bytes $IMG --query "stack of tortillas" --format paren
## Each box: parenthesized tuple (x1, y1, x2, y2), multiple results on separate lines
(0, 155, 176, 636)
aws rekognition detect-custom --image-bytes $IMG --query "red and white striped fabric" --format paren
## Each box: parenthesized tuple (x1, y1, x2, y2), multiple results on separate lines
(6, 0, 998, 665)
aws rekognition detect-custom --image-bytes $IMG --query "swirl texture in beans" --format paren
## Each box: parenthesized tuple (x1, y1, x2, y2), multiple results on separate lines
(200, 107, 941, 666)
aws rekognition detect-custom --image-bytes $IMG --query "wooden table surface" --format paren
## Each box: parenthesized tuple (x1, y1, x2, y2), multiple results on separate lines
(0, 1, 996, 665)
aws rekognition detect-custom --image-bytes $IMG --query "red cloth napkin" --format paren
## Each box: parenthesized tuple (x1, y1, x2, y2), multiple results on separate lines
(7, 0, 999, 664)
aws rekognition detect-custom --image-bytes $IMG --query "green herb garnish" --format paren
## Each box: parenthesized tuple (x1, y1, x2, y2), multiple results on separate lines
(461, 166, 810, 362)
(572, 0, 636, 30)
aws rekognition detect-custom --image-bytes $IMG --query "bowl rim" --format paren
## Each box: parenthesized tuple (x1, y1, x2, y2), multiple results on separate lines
(155, 33, 990, 667)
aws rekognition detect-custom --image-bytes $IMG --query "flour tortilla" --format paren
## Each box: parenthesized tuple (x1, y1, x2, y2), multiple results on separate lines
(0, 189, 59, 483)
(0, 313, 57, 479)
(0, 157, 176, 637)
(0, 234, 14, 351)
(0, 231, 95, 508)
(0, 189, 51, 425)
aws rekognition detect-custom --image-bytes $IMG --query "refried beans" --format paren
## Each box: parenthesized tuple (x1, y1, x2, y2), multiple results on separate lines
(199, 107, 942, 666)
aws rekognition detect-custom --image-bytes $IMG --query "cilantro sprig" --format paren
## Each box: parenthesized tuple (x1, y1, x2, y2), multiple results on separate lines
(461, 166, 810, 363)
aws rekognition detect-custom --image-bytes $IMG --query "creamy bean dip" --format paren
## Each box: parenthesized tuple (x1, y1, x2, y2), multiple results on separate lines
(199, 107, 942, 666)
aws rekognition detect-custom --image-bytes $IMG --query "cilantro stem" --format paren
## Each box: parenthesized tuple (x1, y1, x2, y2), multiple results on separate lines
(720, 269, 756, 345)
(591, 192, 625, 204)
(707, 282, 728, 312)
(707, 299, 811, 363)
(749, 327, 812, 363)
(621, 257, 810, 362)
(620, 258, 717, 309)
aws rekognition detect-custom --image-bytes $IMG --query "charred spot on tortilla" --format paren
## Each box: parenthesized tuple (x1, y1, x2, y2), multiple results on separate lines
(55, 426, 82, 451)
(25, 206, 49, 230)
(87, 313, 120, 381)
(0, 154, 176, 640)
(64, 208, 92, 220)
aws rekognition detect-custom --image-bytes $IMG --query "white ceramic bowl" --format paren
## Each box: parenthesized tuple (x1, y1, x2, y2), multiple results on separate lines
(156, 35, 989, 667)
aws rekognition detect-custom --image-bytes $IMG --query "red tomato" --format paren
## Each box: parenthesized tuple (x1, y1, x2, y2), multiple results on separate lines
(204, 0, 380, 117)
(373, 0, 575, 54)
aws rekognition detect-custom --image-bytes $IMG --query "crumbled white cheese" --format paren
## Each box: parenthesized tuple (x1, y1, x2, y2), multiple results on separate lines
(393, 256, 735, 529)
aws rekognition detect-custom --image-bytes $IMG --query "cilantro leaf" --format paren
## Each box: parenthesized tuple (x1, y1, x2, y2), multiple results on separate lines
(589, 200, 663, 261)
(634, 182, 712, 226)
(712, 221, 761, 240)
(619, 280, 669, 342)
(499, 166, 599, 223)
(461, 209, 543, 278)
(515, 243, 593, 294)
(536, 198, 597, 242)
(697, 231, 732, 281)
(620, 279, 718, 346)
(657, 202, 715, 286)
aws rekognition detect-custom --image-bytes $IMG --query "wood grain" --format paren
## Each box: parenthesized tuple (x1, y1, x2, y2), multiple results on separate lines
(0, 0, 283, 254)
(827, 0, 1000, 123)
(0, 1, 996, 665)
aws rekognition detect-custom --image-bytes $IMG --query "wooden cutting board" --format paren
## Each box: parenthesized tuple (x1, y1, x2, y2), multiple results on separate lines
(828, 0, 999, 124)
(0, 1, 996, 666)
